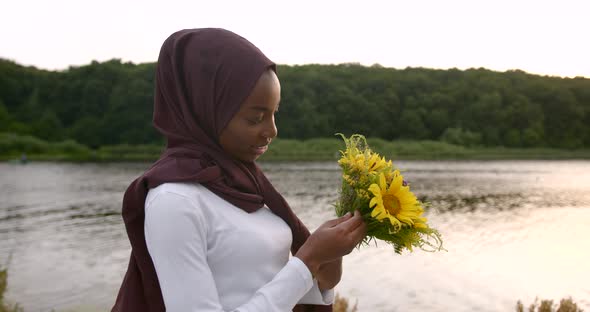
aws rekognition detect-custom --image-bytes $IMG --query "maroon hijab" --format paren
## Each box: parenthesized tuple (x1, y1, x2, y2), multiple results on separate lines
(112, 28, 331, 312)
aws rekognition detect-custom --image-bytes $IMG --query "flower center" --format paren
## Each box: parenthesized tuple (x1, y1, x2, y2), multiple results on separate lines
(382, 194, 401, 216)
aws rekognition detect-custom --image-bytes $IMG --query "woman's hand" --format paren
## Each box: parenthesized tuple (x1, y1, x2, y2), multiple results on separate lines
(315, 258, 342, 291)
(295, 210, 366, 278)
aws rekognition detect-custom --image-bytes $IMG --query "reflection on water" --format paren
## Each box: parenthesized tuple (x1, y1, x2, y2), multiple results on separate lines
(1, 161, 589, 311)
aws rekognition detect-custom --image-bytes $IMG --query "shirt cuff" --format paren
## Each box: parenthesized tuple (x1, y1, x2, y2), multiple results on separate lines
(299, 279, 335, 305)
(289, 257, 314, 290)
(292, 257, 336, 305)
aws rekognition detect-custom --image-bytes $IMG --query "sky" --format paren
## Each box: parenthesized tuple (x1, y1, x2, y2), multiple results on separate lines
(1, 0, 589, 78)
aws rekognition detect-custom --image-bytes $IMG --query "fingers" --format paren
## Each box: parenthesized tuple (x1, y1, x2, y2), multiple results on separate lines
(339, 210, 366, 247)
(337, 210, 364, 232)
(322, 212, 353, 228)
(349, 218, 367, 245)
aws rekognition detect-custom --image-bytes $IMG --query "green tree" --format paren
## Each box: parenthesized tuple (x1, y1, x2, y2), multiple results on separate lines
(522, 127, 543, 147)
(32, 110, 64, 141)
(16, 88, 43, 122)
(0, 100, 11, 132)
(69, 116, 103, 148)
(541, 89, 584, 148)
(1, 58, 588, 149)
(441, 127, 482, 146)
(503, 129, 521, 147)
(398, 109, 430, 140)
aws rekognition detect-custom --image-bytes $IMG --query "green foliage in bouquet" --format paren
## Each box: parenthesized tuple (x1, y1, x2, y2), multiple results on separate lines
(334, 134, 444, 253)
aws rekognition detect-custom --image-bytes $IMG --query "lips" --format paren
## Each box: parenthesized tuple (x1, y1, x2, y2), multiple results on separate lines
(251, 145, 268, 155)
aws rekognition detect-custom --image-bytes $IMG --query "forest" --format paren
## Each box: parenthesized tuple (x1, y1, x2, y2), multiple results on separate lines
(1, 58, 589, 150)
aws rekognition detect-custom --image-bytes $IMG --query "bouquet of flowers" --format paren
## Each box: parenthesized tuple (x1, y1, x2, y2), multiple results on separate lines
(335, 134, 444, 253)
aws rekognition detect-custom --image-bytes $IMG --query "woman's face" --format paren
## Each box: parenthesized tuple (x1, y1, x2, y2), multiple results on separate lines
(219, 69, 280, 162)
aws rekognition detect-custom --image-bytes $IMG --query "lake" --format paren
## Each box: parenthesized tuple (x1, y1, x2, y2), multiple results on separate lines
(1, 160, 589, 311)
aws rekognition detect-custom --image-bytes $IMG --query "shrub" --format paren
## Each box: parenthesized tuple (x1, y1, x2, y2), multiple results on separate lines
(516, 297, 584, 312)
(0, 268, 23, 312)
(333, 293, 357, 312)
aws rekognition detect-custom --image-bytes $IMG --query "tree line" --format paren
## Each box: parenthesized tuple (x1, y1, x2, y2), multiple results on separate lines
(0, 58, 588, 149)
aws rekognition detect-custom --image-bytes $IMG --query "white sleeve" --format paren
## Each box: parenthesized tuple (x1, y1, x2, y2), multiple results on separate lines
(144, 191, 318, 312)
(298, 279, 335, 305)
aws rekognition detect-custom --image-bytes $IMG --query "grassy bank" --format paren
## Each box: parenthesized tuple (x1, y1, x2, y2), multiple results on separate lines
(2, 133, 590, 162)
(0, 268, 23, 312)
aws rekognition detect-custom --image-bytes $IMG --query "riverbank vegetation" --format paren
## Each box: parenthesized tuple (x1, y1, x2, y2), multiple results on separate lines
(2, 132, 590, 162)
(0, 268, 22, 312)
(516, 297, 584, 312)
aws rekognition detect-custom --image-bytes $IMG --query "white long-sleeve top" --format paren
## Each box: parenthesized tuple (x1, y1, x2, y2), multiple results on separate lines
(144, 182, 334, 312)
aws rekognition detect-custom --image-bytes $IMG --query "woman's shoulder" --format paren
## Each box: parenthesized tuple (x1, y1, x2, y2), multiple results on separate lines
(144, 182, 218, 227)
(146, 182, 208, 205)
(144, 182, 235, 227)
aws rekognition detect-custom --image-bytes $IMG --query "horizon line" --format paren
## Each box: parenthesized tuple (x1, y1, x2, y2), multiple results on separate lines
(1, 56, 588, 80)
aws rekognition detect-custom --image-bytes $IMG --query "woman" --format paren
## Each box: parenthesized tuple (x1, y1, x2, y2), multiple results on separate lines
(112, 28, 366, 312)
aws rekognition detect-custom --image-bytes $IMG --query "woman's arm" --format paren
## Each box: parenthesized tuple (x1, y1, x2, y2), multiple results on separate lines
(295, 211, 366, 304)
(294, 210, 365, 279)
(145, 191, 318, 312)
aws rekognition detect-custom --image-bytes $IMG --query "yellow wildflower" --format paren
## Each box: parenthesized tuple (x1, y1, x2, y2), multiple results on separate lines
(356, 188, 371, 200)
(365, 152, 392, 173)
(339, 150, 391, 175)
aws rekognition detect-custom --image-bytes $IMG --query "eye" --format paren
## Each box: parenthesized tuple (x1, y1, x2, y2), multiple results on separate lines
(247, 115, 264, 125)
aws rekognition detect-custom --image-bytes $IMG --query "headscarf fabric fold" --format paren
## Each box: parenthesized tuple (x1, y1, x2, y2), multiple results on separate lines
(111, 28, 331, 312)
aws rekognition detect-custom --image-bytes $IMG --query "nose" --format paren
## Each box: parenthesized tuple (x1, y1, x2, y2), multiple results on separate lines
(262, 116, 278, 140)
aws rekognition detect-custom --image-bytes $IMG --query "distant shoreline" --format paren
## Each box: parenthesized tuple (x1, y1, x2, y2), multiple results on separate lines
(2, 135, 590, 162)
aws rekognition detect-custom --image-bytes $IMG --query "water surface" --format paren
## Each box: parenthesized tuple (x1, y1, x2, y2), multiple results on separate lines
(1, 161, 589, 311)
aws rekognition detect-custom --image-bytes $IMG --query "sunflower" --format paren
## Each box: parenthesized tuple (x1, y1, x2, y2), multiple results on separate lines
(368, 171, 427, 230)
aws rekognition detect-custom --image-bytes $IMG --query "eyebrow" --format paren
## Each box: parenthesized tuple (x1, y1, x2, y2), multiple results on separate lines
(248, 105, 280, 112)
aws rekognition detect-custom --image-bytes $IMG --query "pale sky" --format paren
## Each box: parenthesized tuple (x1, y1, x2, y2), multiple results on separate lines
(1, 0, 589, 78)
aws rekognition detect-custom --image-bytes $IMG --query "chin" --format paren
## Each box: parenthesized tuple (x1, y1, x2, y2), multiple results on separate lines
(230, 149, 264, 163)
(237, 154, 259, 163)
(248, 155, 261, 162)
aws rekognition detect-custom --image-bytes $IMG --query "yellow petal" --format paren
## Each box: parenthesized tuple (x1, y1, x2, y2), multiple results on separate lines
(369, 197, 379, 209)
(368, 184, 382, 197)
(372, 206, 386, 219)
(389, 171, 403, 194)
(388, 216, 402, 229)
(414, 222, 428, 229)
(379, 173, 387, 190)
